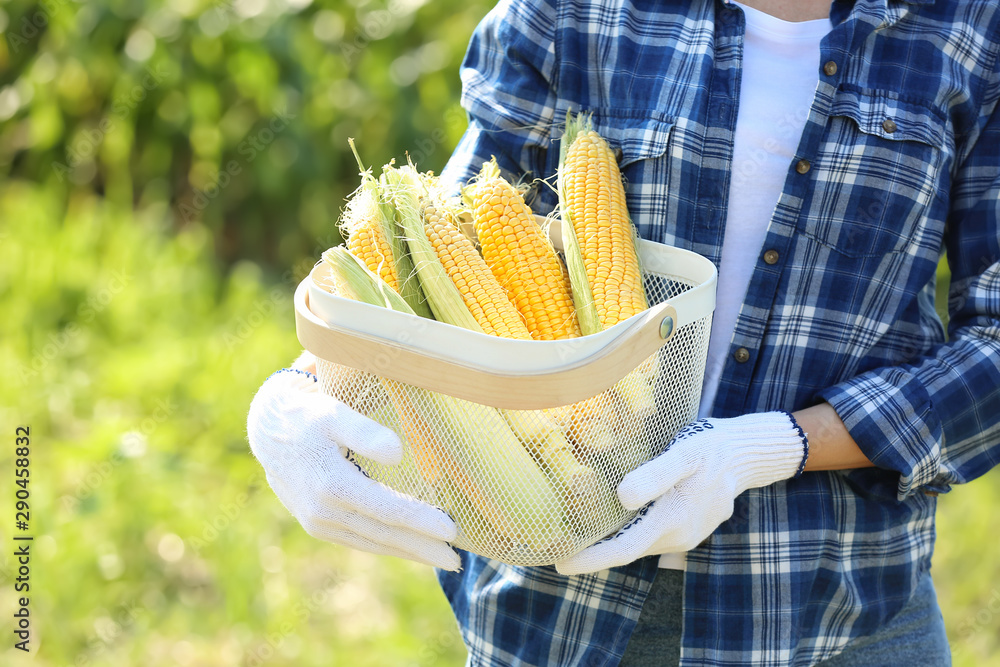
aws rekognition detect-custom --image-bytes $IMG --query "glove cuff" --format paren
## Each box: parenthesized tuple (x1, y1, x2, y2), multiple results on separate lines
(268, 366, 318, 384)
(786, 411, 809, 477)
(730, 411, 809, 493)
(248, 367, 323, 460)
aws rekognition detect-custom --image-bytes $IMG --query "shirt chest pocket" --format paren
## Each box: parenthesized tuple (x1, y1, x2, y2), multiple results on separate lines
(550, 109, 675, 242)
(799, 89, 948, 259)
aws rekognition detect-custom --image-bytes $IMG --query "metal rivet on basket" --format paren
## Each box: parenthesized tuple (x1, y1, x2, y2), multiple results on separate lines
(659, 315, 675, 339)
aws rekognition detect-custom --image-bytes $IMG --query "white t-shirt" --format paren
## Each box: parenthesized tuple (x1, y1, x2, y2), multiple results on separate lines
(659, 2, 830, 570)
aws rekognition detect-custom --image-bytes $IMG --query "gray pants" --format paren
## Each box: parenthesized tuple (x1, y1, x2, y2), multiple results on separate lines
(619, 569, 951, 666)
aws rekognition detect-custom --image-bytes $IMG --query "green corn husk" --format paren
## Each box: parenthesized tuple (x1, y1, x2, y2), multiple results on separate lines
(343, 138, 433, 319)
(503, 409, 616, 521)
(558, 111, 657, 417)
(321, 245, 569, 552)
(321, 246, 416, 313)
(380, 164, 485, 332)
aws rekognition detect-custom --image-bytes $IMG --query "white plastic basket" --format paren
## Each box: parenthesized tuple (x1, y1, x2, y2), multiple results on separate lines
(294, 230, 716, 566)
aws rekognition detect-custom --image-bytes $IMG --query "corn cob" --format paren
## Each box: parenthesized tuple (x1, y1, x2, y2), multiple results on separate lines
(591, 391, 653, 483)
(383, 168, 585, 547)
(430, 393, 566, 550)
(344, 185, 399, 290)
(437, 477, 511, 561)
(409, 165, 608, 524)
(319, 248, 446, 498)
(322, 241, 568, 552)
(386, 383, 519, 540)
(446, 159, 623, 510)
(502, 409, 613, 520)
(458, 160, 619, 522)
(385, 380, 442, 487)
(558, 113, 649, 333)
(382, 165, 483, 332)
(559, 112, 657, 418)
(468, 160, 581, 340)
(341, 139, 432, 318)
(422, 198, 532, 339)
(567, 393, 619, 453)
(321, 246, 415, 312)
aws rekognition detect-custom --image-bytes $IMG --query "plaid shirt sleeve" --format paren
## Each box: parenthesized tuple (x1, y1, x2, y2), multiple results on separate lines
(439, 0, 560, 201)
(817, 75, 1000, 499)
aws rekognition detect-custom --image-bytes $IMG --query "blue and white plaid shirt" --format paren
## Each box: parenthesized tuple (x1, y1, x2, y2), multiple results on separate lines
(435, 0, 1000, 664)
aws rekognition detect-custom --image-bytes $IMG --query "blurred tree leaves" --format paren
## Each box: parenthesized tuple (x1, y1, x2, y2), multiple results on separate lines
(0, 2, 494, 664)
(0, 0, 493, 268)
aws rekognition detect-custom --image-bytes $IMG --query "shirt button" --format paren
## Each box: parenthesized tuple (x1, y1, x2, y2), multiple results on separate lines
(823, 60, 838, 76)
(734, 347, 750, 363)
(795, 159, 811, 174)
(763, 249, 779, 264)
(882, 118, 897, 134)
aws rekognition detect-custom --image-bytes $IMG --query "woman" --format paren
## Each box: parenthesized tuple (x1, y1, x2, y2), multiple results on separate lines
(249, 0, 1000, 663)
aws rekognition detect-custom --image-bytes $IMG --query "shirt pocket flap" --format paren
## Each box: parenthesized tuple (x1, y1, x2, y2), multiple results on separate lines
(830, 87, 947, 147)
(582, 110, 676, 168)
(802, 89, 948, 258)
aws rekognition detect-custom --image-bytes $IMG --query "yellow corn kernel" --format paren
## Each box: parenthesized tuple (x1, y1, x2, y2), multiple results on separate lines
(559, 112, 656, 418)
(560, 120, 648, 331)
(470, 161, 581, 340)
(345, 203, 400, 292)
(423, 204, 532, 340)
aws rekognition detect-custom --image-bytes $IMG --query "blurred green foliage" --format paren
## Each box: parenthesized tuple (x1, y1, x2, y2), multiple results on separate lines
(0, 0, 490, 664)
(1, 184, 469, 666)
(0, 0, 998, 665)
(0, 0, 480, 268)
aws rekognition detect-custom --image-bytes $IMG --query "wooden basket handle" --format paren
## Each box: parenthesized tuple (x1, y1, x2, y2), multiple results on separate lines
(295, 279, 681, 410)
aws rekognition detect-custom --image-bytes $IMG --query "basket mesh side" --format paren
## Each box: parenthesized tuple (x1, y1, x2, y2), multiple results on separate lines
(316, 270, 711, 566)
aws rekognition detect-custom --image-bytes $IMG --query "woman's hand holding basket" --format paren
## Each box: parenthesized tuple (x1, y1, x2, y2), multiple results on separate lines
(555, 412, 809, 575)
(247, 361, 461, 571)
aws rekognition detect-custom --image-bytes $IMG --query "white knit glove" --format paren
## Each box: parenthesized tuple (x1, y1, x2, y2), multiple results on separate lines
(247, 366, 460, 570)
(555, 412, 808, 575)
